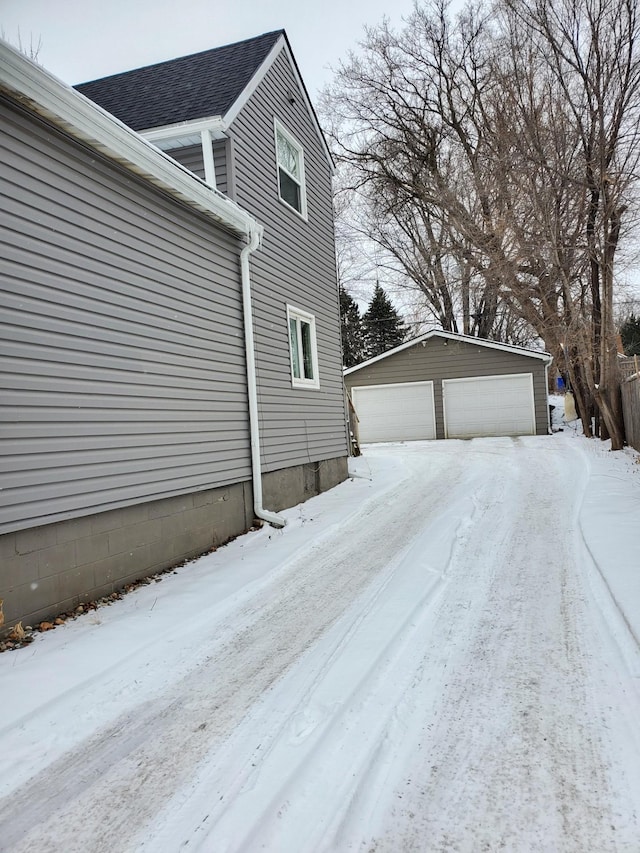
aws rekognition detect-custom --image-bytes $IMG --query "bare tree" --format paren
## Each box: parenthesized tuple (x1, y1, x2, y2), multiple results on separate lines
(501, 0, 640, 448)
(324, 0, 640, 446)
(1, 28, 42, 62)
(323, 4, 520, 341)
(323, 3, 560, 346)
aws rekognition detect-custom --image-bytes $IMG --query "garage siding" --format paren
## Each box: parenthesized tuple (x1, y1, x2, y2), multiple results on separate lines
(345, 337, 549, 439)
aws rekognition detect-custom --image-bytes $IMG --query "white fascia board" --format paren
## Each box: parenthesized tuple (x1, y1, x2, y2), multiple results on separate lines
(430, 330, 553, 362)
(224, 35, 335, 173)
(344, 330, 553, 375)
(279, 39, 335, 173)
(223, 36, 284, 128)
(0, 40, 256, 238)
(140, 116, 226, 141)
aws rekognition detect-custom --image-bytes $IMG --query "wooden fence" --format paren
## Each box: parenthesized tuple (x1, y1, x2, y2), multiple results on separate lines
(621, 355, 640, 452)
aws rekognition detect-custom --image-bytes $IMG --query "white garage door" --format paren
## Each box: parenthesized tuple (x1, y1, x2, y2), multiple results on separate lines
(443, 373, 535, 438)
(351, 381, 436, 443)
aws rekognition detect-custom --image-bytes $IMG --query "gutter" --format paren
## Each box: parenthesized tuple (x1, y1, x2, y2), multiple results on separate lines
(0, 40, 254, 237)
(240, 228, 287, 528)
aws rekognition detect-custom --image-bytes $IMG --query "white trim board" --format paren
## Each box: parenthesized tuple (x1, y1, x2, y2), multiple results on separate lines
(140, 116, 226, 141)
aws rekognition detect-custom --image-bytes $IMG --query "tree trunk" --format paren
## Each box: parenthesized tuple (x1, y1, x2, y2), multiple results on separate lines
(595, 207, 626, 449)
(568, 357, 593, 438)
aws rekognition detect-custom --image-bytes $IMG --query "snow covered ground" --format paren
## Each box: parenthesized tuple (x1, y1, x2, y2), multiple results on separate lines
(1, 417, 640, 852)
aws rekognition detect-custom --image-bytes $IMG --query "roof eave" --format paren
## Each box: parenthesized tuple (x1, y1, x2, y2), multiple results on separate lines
(0, 40, 258, 239)
(139, 115, 227, 141)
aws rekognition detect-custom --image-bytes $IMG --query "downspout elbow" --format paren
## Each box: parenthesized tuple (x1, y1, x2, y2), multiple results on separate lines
(240, 226, 286, 529)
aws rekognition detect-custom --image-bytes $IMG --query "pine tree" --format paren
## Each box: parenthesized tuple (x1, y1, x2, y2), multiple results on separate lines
(339, 285, 366, 367)
(363, 283, 407, 358)
(620, 313, 640, 356)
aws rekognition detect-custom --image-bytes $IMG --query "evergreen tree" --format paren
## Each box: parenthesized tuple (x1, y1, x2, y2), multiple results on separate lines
(363, 283, 407, 358)
(339, 285, 366, 367)
(620, 313, 640, 356)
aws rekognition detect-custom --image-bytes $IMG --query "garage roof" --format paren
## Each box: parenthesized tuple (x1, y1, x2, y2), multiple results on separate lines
(344, 330, 553, 375)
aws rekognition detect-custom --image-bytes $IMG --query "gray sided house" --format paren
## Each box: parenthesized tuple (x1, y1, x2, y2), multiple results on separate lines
(0, 33, 348, 631)
(344, 331, 551, 442)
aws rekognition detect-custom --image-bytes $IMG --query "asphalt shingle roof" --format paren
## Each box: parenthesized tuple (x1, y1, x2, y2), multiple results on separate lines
(75, 30, 283, 131)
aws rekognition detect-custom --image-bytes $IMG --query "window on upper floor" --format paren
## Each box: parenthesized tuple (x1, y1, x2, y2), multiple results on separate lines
(275, 120, 307, 219)
(288, 305, 319, 389)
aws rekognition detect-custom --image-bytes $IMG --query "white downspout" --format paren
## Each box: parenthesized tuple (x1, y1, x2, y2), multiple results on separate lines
(240, 227, 287, 528)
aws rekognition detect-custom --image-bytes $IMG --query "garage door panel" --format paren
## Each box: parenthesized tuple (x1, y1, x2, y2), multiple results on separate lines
(444, 373, 535, 438)
(352, 382, 436, 443)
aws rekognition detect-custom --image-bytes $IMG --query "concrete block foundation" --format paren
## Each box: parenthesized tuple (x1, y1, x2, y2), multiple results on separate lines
(1, 456, 348, 631)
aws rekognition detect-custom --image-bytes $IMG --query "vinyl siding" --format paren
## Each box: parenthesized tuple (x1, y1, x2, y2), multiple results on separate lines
(166, 143, 205, 179)
(213, 139, 228, 195)
(228, 48, 348, 472)
(165, 140, 228, 194)
(344, 337, 549, 438)
(0, 97, 251, 535)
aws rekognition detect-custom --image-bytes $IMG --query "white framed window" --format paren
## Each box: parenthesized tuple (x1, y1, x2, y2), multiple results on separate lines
(275, 120, 307, 219)
(287, 305, 319, 389)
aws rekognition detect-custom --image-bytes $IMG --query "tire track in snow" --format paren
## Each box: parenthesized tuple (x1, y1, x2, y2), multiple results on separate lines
(569, 438, 640, 675)
(6, 440, 637, 852)
(344, 440, 637, 852)
(125, 443, 511, 852)
(0, 452, 421, 798)
(138, 459, 500, 852)
(0, 447, 478, 853)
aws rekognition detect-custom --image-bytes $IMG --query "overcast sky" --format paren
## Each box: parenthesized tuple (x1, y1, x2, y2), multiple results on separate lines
(3, 0, 639, 302)
(1, 0, 416, 96)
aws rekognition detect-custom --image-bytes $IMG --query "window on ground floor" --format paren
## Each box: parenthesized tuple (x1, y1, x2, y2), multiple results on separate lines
(287, 305, 319, 389)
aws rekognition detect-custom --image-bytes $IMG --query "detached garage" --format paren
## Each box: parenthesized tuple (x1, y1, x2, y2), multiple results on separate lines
(345, 331, 551, 442)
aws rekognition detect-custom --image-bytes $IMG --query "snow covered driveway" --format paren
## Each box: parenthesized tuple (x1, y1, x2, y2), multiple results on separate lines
(1, 436, 640, 851)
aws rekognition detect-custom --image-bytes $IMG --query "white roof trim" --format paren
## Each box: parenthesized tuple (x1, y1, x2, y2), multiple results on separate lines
(344, 330, 553, 375)
(223, 35, 335, 173)
(0, 40, 257, 238)
(278, 39, 335, 173)
(223, 36, 284, 128)
(140, 116, 226, 141)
